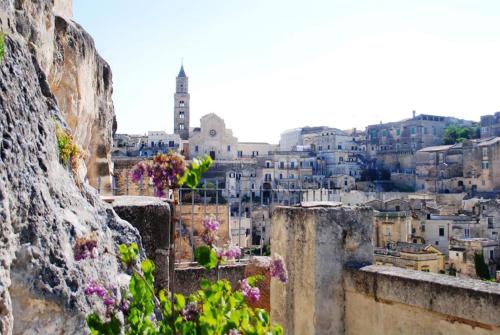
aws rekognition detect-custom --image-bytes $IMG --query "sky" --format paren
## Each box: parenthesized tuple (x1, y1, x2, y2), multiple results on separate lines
(74, 0, 500, 143)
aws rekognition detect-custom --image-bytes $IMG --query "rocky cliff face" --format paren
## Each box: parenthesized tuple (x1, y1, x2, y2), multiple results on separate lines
(0, 1, 139, 334)
(48, 15, 116, 189)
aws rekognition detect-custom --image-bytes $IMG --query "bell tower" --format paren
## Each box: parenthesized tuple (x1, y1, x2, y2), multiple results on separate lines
(174, 65, 190, 140)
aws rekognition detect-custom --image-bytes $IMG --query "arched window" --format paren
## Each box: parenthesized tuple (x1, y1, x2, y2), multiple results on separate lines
(179, 100, 185, 107)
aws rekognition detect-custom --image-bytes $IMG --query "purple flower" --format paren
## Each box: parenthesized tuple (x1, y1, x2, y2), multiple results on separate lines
(239, 278, 260, 303)
(130, 161, 148, 183)
(202, 217, 220, 232)
(119, 300, 129, 313)
(181, 302, 199, 321)
(130, 152, 188, 198)
(74, 233, 98, 261)
(222, 245, 241, 260)
(247, 287, 260, 303)
(270, 254, 288, 284)
(228, 329, 241, 335)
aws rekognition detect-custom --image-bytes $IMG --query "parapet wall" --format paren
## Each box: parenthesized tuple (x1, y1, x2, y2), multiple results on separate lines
(271, 202, 500, 334)
(345, 265, 500, 334)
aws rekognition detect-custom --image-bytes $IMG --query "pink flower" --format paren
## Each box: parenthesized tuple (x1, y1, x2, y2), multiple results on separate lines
(239, 278, 260, 303)
(202, 217, 220, 232)
(222, 245, 241, 260)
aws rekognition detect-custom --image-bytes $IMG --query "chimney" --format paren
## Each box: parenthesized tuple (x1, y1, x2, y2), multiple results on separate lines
(412, 110, 416, 118)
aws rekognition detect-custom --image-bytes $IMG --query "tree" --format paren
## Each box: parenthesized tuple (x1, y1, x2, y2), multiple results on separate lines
(442, 125, 479, 145)
(474, 252, 491, 280)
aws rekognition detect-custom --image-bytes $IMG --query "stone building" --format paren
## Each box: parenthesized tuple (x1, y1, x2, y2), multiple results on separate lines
(173, 65, 190, 140)
(449, 238, 499, 278)
(365, 199, 412, 248)
(415, 137, 500, 193)
(374, 242, 444, 273)
(480, 112, 500, 138)
(366, 111, 474, 172)
(279, 126, 366, 179)
(189, 113, 238, 160)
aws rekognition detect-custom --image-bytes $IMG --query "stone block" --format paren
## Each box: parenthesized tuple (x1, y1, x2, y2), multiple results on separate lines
(271, 203, 373, 335)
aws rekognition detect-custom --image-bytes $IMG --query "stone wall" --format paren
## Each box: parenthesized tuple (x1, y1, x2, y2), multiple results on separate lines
(345, 265, 500, 334)
(270, 203, 373, 334)
(271, 203, 500, 334)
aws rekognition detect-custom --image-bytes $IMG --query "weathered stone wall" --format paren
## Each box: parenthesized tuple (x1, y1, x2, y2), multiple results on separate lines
(270, 203, 373, 334)
(271, 203, 500, 334)
(0, 2, 142, 333)
(174, 263, 246, 296)
(345, 265, 500, 334)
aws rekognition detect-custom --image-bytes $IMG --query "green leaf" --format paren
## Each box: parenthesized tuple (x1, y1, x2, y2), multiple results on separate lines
(194, 246, 218, 270)
(174, 293, 186, 312)
(181, 322, 196, 335)
(141, 259, 155, 275)
(272, 324, 285, 335)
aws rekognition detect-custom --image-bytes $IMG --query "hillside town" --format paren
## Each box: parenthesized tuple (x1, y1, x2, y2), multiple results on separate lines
(3, 1, 500, 334)
(110, 65, 500, 280)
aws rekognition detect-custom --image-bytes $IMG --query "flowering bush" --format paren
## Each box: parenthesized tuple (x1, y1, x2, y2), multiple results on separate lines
(83, 243, 284, 335)
(81, 152, 287, 334)
(130, 153, 212, 197)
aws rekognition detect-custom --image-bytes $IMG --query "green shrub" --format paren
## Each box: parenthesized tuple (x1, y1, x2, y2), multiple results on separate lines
(0, 32, 4, 61)
(55, 124, 81, 173)
(474, 253, 491, 280)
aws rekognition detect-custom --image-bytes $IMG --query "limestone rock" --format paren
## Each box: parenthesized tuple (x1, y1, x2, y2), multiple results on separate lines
(0, 1, 141, 334)
(49, 15, 116, 191)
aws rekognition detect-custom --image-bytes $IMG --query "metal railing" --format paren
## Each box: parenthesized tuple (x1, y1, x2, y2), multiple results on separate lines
(98, 175, 341, 264)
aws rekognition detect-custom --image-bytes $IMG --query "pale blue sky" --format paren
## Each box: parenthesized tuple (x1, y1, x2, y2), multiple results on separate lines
(74, 0, 500, 143)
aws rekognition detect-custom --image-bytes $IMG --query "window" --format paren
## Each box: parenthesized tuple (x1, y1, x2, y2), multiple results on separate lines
(464, 228, 470, 238)
(290, 161, 295, 169)
(439, 227, 445, 237)
(279, 174, 283, 179)
(179, 124, 185, 130)
(423, 127, 428, 134)
(290, 174, 294, 179)
(411, 127, 416, 135)
(395, 205, 400, 211)
(195, 145, 199, 152)
(266, 161, 271, 168)
(179, 100, 185, 107)
(482, 161, 489, 169)
(338, 145, 342, 150)
(179, 111, 185, 119)
(237, 151, 243, 158)
(488, 218, 494, 229)
(279, 162, 285, 169)
(490, 250, 494, 260)
(435, 241, 439, 246)
(339, 157, 343, 162)
(227, 145, 231, 152)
